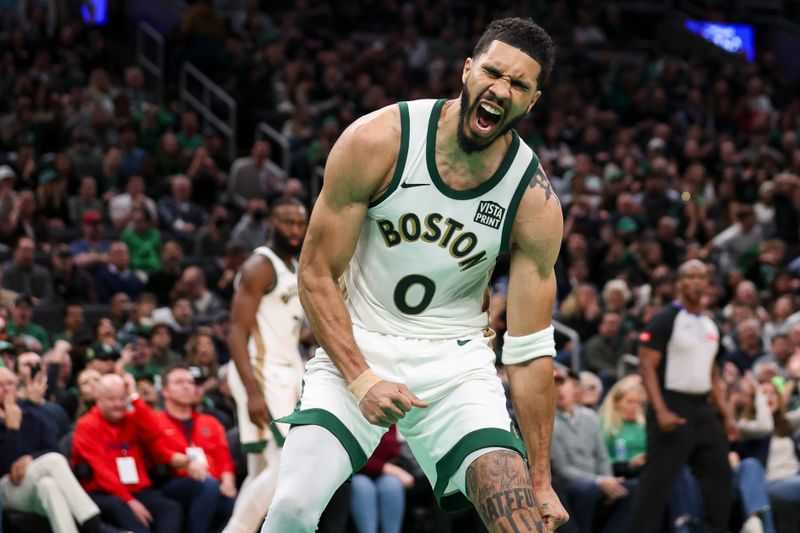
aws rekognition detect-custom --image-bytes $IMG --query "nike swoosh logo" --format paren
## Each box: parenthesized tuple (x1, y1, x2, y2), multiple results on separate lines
(457, 339, 472, 346)
(400, 182, 430, 188)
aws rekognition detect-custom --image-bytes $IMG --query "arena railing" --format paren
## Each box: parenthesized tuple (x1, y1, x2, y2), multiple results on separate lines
(136, 21, 165, 101)
(179, 62, 237, 161)
(552, 319, 581, 372)
(255, 122, 290, 177)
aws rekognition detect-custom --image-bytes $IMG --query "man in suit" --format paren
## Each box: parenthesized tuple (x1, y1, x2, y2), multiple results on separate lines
(1, 237, 53, 303)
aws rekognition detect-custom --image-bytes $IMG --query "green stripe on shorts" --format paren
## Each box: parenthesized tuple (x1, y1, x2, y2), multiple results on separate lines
(433, 428, 527, 512)
(276, 408, 368, 473)
(267, 406, 286, 447)
(241, 440, 267, 454)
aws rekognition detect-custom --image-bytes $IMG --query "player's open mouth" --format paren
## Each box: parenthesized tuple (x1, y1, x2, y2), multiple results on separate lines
(472, 100, 503, 136)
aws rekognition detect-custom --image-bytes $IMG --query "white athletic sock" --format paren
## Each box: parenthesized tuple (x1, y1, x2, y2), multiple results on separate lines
(223, 441, 277, 533)
(261, 425, 353, 533)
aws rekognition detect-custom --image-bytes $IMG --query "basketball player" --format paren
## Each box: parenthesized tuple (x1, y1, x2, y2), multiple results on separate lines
(264, 18, 568, 533)
(224, 197, 308, 533)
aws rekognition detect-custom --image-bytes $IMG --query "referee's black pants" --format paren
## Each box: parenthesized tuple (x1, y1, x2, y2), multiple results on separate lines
(627, 391, 732, 533)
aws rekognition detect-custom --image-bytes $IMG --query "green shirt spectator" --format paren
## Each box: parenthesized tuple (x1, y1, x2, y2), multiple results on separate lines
(7, 294, 50, 350)
(604, 421, 646, 463)
(122, 207, 162, 274)
(176, 111, 204, 153)
(8, 320, 50, 351)
(599, 377, 648, 476)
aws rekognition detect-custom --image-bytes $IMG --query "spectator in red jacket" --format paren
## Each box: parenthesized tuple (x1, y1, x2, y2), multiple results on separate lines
(349, 425, 414, 533)
(157, 363, 236, 532)
(71, 373, 185, 533)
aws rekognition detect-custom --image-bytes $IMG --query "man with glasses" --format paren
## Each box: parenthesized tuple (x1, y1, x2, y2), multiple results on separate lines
(157, 363, 236, 532)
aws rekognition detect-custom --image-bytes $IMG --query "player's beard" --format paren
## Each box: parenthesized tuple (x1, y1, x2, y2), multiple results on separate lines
(273, 229, 303, 256)
(456, 85, 526, 155)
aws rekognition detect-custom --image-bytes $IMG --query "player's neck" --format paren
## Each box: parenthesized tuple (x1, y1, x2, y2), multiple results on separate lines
(270, 245, 295, 267)
(437, 98, 512, 182)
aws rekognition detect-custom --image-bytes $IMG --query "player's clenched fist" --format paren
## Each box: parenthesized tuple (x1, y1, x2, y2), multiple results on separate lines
(359, 380, 428, 427)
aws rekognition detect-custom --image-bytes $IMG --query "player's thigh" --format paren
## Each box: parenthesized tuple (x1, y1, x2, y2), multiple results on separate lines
(281, 351, 386, 471)
(399, 369, 526, 512)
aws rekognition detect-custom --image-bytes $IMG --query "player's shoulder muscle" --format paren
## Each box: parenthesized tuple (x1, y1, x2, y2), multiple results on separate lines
(237, 253, 277, 295)
(510, 162, 564, 276)
(324, 103, 402, 203)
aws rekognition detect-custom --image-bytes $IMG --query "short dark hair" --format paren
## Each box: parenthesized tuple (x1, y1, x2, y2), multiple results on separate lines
(472, 17, 556, 84)
(172, 296, 190, 309)
(270, 195, 305, 212)
(162, 362, 192, 385)
(62, 303, 82, 317)
(772, 333, 789, 344)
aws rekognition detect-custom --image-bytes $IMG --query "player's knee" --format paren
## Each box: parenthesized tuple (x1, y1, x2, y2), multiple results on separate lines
(266, 493, 320, 532)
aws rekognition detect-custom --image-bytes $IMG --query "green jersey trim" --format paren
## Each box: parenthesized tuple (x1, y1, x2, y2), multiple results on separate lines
(426, 98, 520, 200)
(500, 153, 540, 254)
(369, 101, 410, 208)
(275, 407, 368, 472)
(433, 427, 527, 512)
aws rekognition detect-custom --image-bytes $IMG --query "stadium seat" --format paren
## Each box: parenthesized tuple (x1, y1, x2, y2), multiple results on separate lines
(32, 303, 65, 335)
(2, 509, 53, 533)
(82, 304, 113, 330)
(226, 426, 247, 486)
(49, 227, 82, 244)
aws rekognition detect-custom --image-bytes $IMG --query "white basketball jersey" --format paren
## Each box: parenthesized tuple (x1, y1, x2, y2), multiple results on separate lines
(247, 246, 304, 367)
(345, 99, 539, 339)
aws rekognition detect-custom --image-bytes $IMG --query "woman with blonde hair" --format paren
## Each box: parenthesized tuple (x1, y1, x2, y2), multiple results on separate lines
(600, 375, 702, 532)
(599, 375, 646, 477)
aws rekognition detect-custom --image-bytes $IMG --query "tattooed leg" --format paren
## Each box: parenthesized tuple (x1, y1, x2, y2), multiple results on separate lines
(465, 450, 545, 533)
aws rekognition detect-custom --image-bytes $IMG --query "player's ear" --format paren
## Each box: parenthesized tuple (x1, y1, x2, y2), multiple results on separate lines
(462, 57, 472, 84)
(527, 90, 542, 113)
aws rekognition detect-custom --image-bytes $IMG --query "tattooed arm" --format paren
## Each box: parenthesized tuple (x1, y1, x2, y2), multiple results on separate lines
(504, 163, 567, 529)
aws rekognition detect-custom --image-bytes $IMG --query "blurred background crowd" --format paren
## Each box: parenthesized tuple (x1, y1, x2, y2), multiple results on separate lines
(2, 0, 800, 532)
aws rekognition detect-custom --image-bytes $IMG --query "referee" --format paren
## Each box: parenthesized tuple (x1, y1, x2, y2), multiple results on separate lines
(627, 259, 738, 533)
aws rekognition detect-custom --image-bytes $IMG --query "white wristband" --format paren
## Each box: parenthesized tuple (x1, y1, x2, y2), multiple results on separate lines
(502, 325, 555, 365)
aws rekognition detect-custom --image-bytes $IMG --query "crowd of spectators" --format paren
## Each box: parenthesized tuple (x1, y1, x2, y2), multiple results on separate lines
(1, 0, 800, 532)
